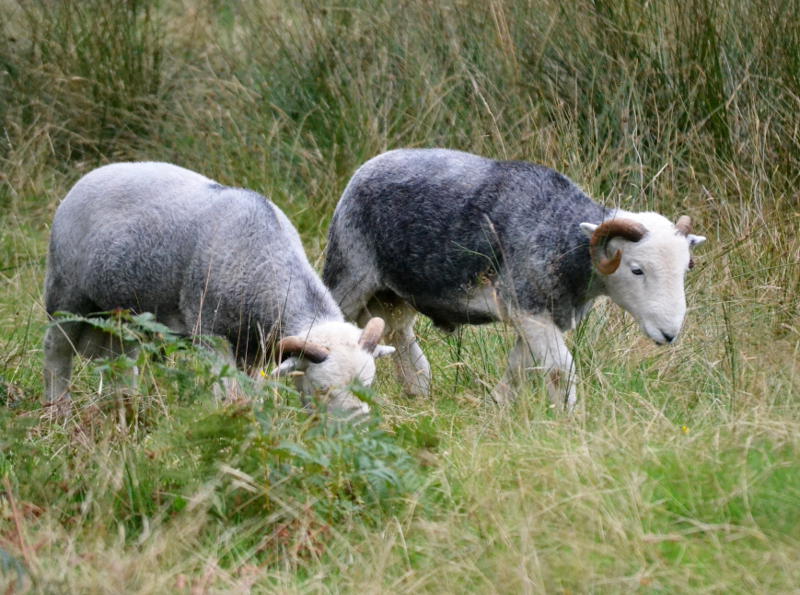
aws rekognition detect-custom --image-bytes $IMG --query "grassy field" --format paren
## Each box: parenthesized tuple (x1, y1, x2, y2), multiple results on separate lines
(1, 0, 799, 592)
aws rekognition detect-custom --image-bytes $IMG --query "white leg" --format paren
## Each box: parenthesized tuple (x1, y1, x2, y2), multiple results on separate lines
(44, 319, 145, 411)
(360, 298, 431, 397)
(492, 314, 577, 411)
(392, 334, 431, 397)
(491, 336, 532, 405)
(43, 322, 82, 403)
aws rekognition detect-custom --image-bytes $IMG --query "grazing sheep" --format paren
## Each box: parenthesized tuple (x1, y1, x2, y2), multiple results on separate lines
(43, 162, 394, 414)
(323, 149, 706, 410)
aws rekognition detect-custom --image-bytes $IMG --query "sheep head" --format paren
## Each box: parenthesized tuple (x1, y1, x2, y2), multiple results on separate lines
(580, 213, 706, 345)
(272, 318, 395, 415)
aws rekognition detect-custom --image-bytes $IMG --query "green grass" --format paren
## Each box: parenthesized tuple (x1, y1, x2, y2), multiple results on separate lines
(2, 0, 799, 591)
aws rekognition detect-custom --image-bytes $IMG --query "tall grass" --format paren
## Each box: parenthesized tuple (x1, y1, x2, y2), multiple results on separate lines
(1, 0, 799, 591)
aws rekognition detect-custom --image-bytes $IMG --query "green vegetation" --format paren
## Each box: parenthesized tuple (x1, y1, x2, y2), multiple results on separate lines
(2, 0, 799, 591)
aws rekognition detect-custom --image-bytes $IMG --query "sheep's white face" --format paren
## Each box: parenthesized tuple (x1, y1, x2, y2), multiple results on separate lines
(581, 213, 706, 345)
(273, 321, 394, 415)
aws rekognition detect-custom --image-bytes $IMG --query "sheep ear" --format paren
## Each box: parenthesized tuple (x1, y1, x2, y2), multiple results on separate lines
(688, 234, 706, 248)
(579, 222, 598, 239)
(272, 357, 300, 377)
(372, 344, 395, 359)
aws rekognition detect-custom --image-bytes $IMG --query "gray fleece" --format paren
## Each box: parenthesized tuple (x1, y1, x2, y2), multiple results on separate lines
(323, 148, 615, 331)
(45, 162, 342, 367)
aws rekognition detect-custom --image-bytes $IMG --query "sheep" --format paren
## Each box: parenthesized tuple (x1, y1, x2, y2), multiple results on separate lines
(43, 162, 395, 414)
(322, 148, 706, 410)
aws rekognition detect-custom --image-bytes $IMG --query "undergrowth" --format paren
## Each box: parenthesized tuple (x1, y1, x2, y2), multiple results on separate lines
(2, 314, 421, 590)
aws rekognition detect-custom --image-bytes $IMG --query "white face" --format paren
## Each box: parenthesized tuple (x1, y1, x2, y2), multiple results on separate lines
(273, 321, 395, 414)
(298, 346, 377, 412)
(582, 214, 706, 345)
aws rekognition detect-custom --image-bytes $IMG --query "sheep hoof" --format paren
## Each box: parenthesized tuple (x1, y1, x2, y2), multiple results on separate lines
(43, 395, 73, 420)
(490, 383, 515, 406)
(403, 381, 431, 398)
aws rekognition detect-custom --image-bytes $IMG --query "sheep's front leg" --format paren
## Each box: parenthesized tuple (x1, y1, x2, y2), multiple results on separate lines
(490, 335, 532, 405)
(492, 315, 577, 411)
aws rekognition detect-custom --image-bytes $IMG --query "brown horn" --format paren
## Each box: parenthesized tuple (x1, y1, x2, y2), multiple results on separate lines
(358, 317, 386, 353)
(277, 336, 330, 364)
(675, 215, 692, 236)
(590, 219, 647, 275)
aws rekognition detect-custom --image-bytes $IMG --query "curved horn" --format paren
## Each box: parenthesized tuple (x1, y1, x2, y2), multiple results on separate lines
(590, 219, 647, 275)
(277, 336, 330, 364)
(358, 317, 386, 353)
(675, 215, 692, 236)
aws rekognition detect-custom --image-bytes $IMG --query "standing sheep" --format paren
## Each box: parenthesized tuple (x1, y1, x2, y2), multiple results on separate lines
(44, 162, 394, 414)
(323, 149, 706, 409)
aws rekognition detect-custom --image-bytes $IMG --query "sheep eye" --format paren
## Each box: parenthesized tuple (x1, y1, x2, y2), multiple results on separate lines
(631, 268, 644, 276)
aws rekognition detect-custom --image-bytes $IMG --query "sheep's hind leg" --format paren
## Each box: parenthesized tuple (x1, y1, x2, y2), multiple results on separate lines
(44, 319, 142, 418)
(43, 320, 84, 406)
(77, 325, 141, 426)
(360, 295, 431, 397)
(492, 314, 577, 411)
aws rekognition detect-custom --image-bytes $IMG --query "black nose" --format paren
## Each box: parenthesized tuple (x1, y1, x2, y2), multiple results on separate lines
(661, 332, 675, 343)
